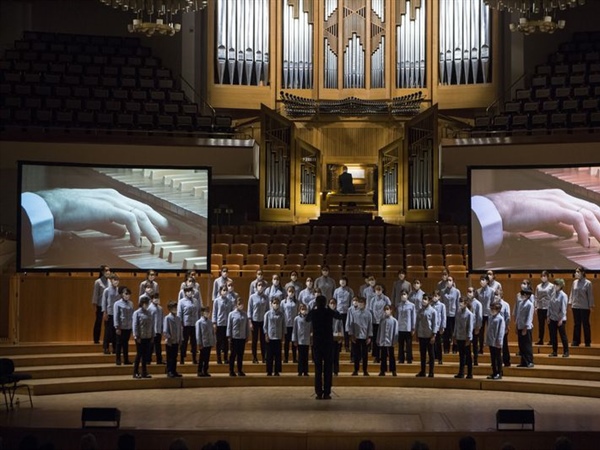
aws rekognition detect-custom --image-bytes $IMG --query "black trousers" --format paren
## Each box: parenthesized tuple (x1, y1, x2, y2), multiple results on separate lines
(153, 333, 163, 363)
(472, 330, 480, 364)
(297, 344, 309, 375)
(536, 309, 548, 342)
(266, 339, 282, 375)
(313, 343, 334, 396)
(489, 345, 502, 376)
(229, 338, 246, 373)
(166, 343, 179, 375)
(115, 328, 131, 362)
(434, 332, 443, 362)
(103, 315, 115, 353)
(181, 325, 197, 363)
(502, 333, 511, 366)
(93, 305, 103, 343)
(572, 308, 591, 346)
(251, 320, 266, 361)
(216, 326, 229, 362)
(418, 337, 435, 376)
(456, 340, 472, 376)
(372, 324, 380, 359)
(398, 331, 413, 363)
(332, 341, 341, 374)
(478, 316, 489, 354)
(134, 338, 151, 375)
(380, 346, 396, 373)
(518, 329, 534, 366)
(198, 346, 211, 375)
(353, 339, 369, 373)
(549, 319, 569, 354)
(340, 313, 349, 350)
(443, 316, 456, 353)
(284, 326, 297, 362)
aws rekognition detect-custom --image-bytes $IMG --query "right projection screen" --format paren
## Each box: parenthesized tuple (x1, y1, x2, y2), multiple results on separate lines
(469, 165, 600, 272)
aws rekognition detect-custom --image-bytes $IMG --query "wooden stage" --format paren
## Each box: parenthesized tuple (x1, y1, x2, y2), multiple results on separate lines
(1, 342, 600, 450)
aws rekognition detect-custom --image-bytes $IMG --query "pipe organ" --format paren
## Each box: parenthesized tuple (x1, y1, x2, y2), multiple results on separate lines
(283, 0, 315, 89)
(396, 0, 426, 88)
(439, 0, 491, 85)
(215, 0, 270, 86)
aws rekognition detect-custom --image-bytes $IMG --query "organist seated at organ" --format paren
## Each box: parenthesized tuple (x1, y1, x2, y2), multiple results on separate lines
(21, 188, 178, 265)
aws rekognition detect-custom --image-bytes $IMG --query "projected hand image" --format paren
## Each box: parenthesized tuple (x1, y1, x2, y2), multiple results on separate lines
(486, 189, 600, 247)
(36, 188, 179, 247)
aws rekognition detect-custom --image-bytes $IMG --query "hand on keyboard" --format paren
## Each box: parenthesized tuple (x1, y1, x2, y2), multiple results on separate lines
(37, 188, 179, 246)
(486, 189, 600, 248)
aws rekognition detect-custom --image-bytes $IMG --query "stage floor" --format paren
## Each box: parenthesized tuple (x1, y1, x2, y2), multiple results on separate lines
(3, 386, 600, 433)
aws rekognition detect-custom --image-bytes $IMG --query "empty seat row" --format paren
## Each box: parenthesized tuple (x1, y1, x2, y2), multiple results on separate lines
(22, 31, 141, 47)
(0, 61, 171, 78)
(3, 49, 159, 67)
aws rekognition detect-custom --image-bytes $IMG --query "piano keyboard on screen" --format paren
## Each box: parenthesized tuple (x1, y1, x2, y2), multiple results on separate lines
(536, 167, 600, 203)
(80, 167, 210, 270)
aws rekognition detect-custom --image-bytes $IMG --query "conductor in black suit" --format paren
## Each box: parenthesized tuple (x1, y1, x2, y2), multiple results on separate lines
(306, 295, 342, 400)
(338, 165, 355, 193)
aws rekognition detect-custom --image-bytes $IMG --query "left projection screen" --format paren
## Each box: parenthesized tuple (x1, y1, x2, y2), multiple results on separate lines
(18, 162, 210, 272)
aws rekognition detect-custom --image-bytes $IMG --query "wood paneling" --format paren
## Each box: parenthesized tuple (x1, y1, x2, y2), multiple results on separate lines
(9, 271, 600, 343)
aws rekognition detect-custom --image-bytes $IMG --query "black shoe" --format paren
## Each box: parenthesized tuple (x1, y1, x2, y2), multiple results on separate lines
(180, 359, 185, 365)
(466, 374, 473, 379)
(548, 352, 557, 357)
(238, 371, 246, 376)
(437, 360, 443, 365)
(274, 372, 280, 376)
(392, 371, 397, 376)
(94, 341, 100, 344)
(546, 342, 552, 345)
(167, 372, 177, 378)
(351, 371, 358, 376)
(116, 359, 122, 366)
(142, 374, 152, 379)
(157, 360, 164, 365)
(284, 359, 289, 364)
(474, 362, 479, 366)
(562, 352, 570, 357)
(297, 373, 302, 376)
(416, 372, 425, 377)
(133, 373, 141, 379)
(323, 394, 332, 400)
(572, 343, 580, 347)
(527, 363, 535, 368)
(229, 372, 237, 377)
(303, 373, 309, 376)
(535, 340, 543, 345)
(197, 373, 205, 377)
(267, 373, 272, 376)
(454, 373, 464, 379)
(378, 372, 385, 376)
(487, 374, 501, 380)
(407, 360, 413, 364)
(174, 372, 183, 378)
(103, 349, 110, 355)
(205, 373, 211, 377)
(517, 364, 527, 367)
(217, 360, 223, 365)
(253, 359, 259, 364)
(124, 360, 132, 365)
(293, 359, 298, 363)
(428, 373, 434, 378)
(193, 360, 198, 365)
(585, 343, 591, 347)
(363, 372, 370, 376)
(374, 358, 380, 363)
(315, 394, 323, 400)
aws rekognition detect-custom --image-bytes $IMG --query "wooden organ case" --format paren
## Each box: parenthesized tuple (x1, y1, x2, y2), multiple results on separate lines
(206, 1, 500, 222)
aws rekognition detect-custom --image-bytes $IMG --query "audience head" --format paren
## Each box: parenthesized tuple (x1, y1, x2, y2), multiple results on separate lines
(79, 433, 99, 450)
(555, 436, 573, 450)
(117, 433, 136, 450)
(458, 435, 477, 450)
(168, 438, 189, 450)
(358, 440, 376, 450)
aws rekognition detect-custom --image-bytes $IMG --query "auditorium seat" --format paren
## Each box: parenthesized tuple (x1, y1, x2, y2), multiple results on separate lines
(250, 243, 269, 256)
(211, 243, 229, 257)
(425, 254, 444, 267)
(225, 253, 244, 267)
(345, 253, 364, 266)
(210, 254, 223, 267)
(305, 253, 324, 266)
(385, 253, 404, 266)
(269, 243, 288, 255)
(242, 264, 261, 277)
(266, 254, 285, 266)
(246, 253, 265, 266)
(326, 254, 344, 266)
(230, 243, 249, 257)
(445, 254, 465, 266)
(287, 243, 306, 255)
(346, 243, 365, 256)
(286, 253, 305, 266)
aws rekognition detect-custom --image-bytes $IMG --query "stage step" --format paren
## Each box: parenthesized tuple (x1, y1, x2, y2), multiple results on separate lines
(2, 342, 599, 398)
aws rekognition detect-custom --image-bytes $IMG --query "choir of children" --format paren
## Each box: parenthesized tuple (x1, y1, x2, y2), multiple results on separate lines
(95, 265, 577, 385)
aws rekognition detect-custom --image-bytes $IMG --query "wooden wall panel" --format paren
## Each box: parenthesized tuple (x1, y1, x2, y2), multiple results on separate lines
(8, 272, 600, 343)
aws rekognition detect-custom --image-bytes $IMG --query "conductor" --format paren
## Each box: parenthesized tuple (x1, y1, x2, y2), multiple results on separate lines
(306, 295, 342, 400)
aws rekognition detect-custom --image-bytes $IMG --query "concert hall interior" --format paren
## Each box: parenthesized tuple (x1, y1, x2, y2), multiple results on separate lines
(1, 1, 600, 449)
